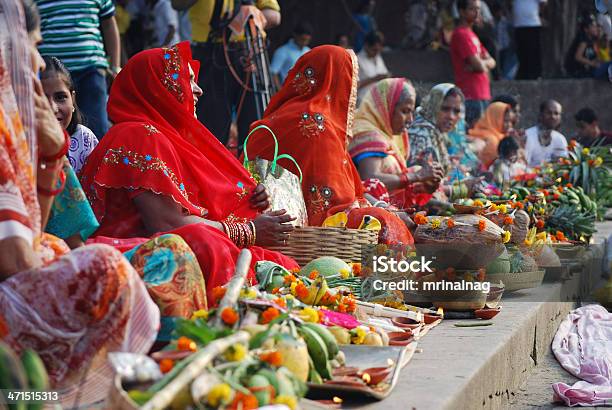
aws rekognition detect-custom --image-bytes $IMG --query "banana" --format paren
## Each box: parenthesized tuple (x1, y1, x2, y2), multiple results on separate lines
(298, 327, 332, 380)
(298, 276, 329, 305)
(20, 350, 48, 410)
(0, 342, 28, 410)
(276, 368, 295, 397)
(301, 323, 339, 360)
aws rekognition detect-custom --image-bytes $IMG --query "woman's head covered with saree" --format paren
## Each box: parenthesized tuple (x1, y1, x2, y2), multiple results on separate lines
(246, 45, 365, 226)
(407, 83, 464, 169)
(81, 41, 259, 232)
(469, 101, 510, 166)
(350, 77, 416, 163)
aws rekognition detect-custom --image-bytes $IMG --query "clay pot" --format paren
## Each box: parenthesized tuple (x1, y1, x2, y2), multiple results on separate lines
(360, 367, 393, 385)
(423, 313, 443, 324)
(386, 331, 414, 346)
(474, 307, 501, 320)
(391, 316, 422, 330)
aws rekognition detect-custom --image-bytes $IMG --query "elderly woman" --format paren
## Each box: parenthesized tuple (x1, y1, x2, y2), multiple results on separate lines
(469, 101, 513, 168)
(349, 78, 443, 208)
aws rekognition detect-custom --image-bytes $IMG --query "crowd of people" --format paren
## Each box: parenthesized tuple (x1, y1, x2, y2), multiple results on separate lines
(0, 0, 610, 407)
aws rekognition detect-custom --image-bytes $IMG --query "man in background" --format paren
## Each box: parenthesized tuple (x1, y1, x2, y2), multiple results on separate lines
(524, 100, 568, 167)
(512, 0, 547, 79)
(574, 107, 612, 147)
(270, 22, 312, 90)
(171, 0, 281, 150)
(357, 30, 390, 102)
(451, 0, 496, 127)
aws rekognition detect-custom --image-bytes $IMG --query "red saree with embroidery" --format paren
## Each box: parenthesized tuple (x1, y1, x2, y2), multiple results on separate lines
(80, 42, 297, 299)
(245, 46, 413, 244)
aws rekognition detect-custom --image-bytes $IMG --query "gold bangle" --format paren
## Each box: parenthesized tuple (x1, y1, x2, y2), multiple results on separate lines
(249, 221, 256, 246)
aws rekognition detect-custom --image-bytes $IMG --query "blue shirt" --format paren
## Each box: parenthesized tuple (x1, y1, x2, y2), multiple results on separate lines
(270, 39, 310, 82)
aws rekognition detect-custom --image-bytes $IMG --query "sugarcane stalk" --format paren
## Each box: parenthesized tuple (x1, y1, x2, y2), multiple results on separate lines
(141, 331, 250, 410)
(214, 249, 252, 327)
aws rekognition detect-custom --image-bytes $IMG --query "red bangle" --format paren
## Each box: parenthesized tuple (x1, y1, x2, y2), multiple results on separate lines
(37, 169, 66, 196)
(39, 130, 70, 162)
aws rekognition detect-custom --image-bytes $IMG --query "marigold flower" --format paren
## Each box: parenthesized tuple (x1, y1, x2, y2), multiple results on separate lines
(503, 216, 514, 225)
(557, 186, 564, 193)
(414, 213, 428, 225)
(159, 358, 174, 373)
(556, 231, 567, 241)
(177, 336, 197, 352)
(499, 204, 508, 214)
(290, 267, 300, 274)
(339, 268, 351, 279)
(478, 220, 486, 231)
(582, 147, 590, 155)
(489, 203, 499, 212)
(566, 183, 573, 188)
(274, 297, 286, 308)
(524, 238, 533, 246)
(290, 281, 299, 295)
(536, 219, 545, 229)
(446, 218, 456, 228)
(211, 286, 226, 306)
(594, 157, 603, 167)
(298, 307, 320, 323)
(261, 307, 280, 324)
(430, 218, 441, 229)
(274, 395, 297, 410)
(260, 351, 283, 367)
(536, 232, 547, 241)
(344, 296, 357, 313)
(191, 309, 209, 321)
(229, 392, 258, 410)
(473, 200, 484, 207)
(224, 343, 247, 362)
(283, 274, 297, 285)
(271, 287, 280, 294)
(208, 383, 233, 407)
(502, 230, 511, 243)
(221, 307, 239, 326)
(308, 270, 319, 280)
(351, 263, 362, 276)
(295, 283, 309, 300)
(351, 327, 367, 344)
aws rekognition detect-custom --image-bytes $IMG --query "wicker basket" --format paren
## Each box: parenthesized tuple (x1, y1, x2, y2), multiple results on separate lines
(267, 226, 379, 266)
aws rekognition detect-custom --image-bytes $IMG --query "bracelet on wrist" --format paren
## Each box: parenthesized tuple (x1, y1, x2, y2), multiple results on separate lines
(39, 130, 69, 163)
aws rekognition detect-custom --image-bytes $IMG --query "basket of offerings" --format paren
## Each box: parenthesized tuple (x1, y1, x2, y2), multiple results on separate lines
(268, 226, 378, 266)
(413, 214, 508, 270)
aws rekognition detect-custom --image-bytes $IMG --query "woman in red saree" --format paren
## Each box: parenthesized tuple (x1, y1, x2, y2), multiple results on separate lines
(81, 42, 297, 300)
(246, 45, 414, 245)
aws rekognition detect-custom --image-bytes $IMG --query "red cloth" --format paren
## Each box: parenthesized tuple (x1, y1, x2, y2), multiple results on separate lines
(80, 42, 298, 300)
(450, 26, 491, 100)
(244, 45, 366, 226)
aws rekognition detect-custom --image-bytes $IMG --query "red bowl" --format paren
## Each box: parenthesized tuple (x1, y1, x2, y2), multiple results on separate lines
(360, 366, 393, 385)
(391, 316, 422, 330)
(475, 307, 501, 320)
(386, 331, 414, 346)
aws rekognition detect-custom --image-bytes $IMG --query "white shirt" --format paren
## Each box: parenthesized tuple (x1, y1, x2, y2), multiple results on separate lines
(513, 0, 546, 28)
(153, 0, 180, 47)
(357, 49, 390, 102)
(524, 125, 568, 167)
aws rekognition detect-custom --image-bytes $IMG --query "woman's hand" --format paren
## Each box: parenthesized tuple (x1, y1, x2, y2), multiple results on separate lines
(250, 184, 270, 211)
(253, 209, 296, 247)
(33, 75, 65, 158)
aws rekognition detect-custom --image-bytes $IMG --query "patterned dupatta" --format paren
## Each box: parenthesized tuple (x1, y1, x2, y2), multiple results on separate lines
(81, 42, 259, 236)
(246, 45, 365, 226)
(0, 0, 41, 248)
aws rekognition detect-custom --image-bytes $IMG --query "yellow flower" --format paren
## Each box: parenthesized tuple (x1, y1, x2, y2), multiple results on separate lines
(207, 383, 232, 407)
(351, 327, 367, 344)
(339, 268, 351, 279)
(582, 147, 590, 155)
(290, 281, 299, 296)
(224, 343, 247, 362)
(239, 287, 257, 299)
(594, 157, 603, 167)
(502, 231, 511, 243)
(524, 238, 533, 246)
(430, 218, 441, 229)
(499, 204, 508, 214)
(489, 203, 498, 212)
(527, 205, 534, 213)
(536, 232, 547, 241)
(274, 395, 298, 410)
(473, 200, 484, 207)
(298, 307, 320, 323)
(191, 309, 209, 320)
(539, 208, 546, 215)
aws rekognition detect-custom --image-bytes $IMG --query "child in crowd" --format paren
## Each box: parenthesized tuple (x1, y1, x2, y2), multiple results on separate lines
(489, 136, 526, 188)
(574, 107, 612, 147)
(41, 56, 99, 173)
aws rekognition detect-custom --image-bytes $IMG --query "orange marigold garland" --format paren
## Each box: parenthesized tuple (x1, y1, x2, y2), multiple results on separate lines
(221, 307, 239, 326)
